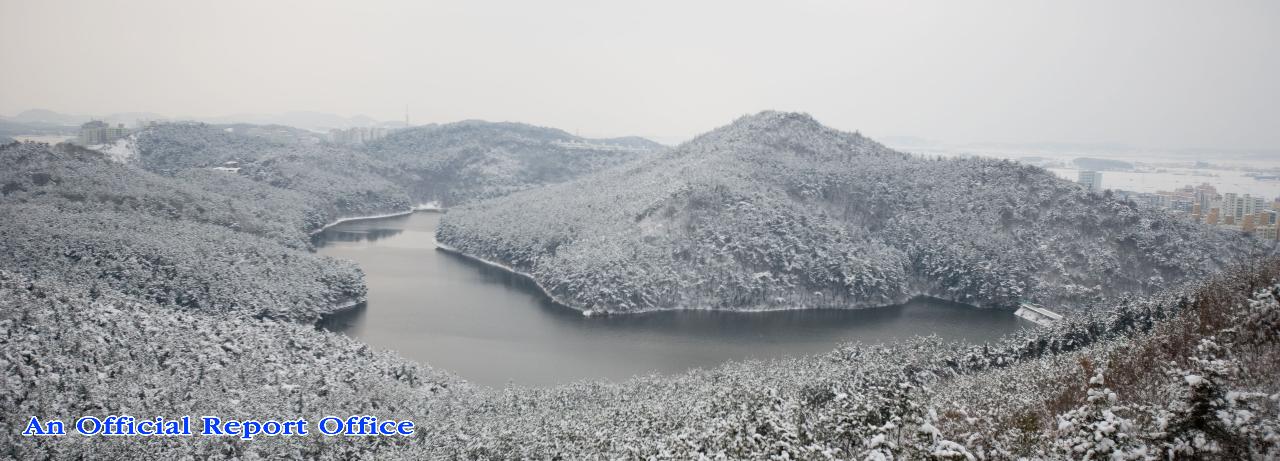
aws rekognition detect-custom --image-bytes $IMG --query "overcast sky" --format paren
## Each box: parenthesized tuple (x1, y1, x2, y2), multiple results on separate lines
(1, 0, 1276, 148)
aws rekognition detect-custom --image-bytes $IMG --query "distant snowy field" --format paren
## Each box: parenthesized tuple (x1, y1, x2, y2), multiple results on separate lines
(891, 144, 1280, 199)
(11, 134, 73, 143)
(1047, 167, 1280, 198)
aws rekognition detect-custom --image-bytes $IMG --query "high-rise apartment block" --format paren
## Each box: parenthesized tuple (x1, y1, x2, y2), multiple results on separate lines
(1077, 170, 1103, 192)
(1222, 193, 1267, 222)
(329, 127, 389, 146)
(77, 121, 129, 145)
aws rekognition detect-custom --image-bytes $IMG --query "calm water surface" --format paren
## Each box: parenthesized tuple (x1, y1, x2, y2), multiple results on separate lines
(316, 212, 1028, 387)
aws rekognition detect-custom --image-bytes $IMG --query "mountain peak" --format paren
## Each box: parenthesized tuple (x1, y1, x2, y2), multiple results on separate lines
(682, 110, 879, 156)
(727, 110, 821, 131)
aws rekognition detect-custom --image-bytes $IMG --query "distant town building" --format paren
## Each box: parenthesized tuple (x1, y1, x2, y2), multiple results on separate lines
(77, 121, 129, 145)
(329, 127, 389, 146)
(1255, 211, 1271, 227)
(1085, 176, 1277, 243)
(1077, 170, 1103, 192)
(1193, 183, 1217, 206)
(1259, 225, 1279, 242)
(1222, 193, 1267, 223)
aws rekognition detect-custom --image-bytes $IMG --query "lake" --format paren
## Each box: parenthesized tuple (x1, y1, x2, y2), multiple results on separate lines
(316, 212, 1028, 387)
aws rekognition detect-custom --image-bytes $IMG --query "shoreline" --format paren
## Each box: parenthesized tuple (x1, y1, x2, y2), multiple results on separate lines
(432, 242, 591, 315)
(327, 297, 367, 314)
(309, 203, 445, 236)
(317, 208, 1029, 320)
(432, 242, 1023, 319)
(312, 205, 444, 324)
(315, 297, 368, 330)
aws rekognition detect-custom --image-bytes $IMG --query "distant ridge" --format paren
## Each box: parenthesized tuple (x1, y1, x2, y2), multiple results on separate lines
(363, 119, 662, 206)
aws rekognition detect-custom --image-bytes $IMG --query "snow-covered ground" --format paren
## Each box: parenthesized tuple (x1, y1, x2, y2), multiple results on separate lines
(88, 137, 138, 163)
(893, 144, 1280, 199)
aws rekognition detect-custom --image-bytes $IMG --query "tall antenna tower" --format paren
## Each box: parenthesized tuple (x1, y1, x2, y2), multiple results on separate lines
(404, 104, 410, 127)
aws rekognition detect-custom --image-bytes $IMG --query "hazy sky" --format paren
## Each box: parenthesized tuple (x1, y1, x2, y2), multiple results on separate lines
(2, 0, 1277, 148)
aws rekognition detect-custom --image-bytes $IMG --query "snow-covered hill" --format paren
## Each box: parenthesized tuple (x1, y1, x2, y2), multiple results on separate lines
(0, 142, 366, 320)
(132, 123, 414, 229)
(438, 111, 1274, 314)
(363, 120, 662, 205)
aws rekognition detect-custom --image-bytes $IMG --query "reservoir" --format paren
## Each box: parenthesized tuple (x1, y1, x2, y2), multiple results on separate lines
(316, 212, 1028, 387)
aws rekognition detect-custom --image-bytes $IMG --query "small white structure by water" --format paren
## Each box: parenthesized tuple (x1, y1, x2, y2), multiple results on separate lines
(413, 201, 443, 211)
(1015, 302, 1063, 327)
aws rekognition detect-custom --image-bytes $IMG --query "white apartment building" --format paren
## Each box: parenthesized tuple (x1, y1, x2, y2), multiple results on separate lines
(1078, 170, 1103, 192)
(1222, 193, 1267, 221)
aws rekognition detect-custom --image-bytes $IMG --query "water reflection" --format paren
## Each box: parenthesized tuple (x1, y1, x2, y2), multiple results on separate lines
(313, 227, 404, 245)
(317, 212, 1028, 387)
(316, 301, 368, 331)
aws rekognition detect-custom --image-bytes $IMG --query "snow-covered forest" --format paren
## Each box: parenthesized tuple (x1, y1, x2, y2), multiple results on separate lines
(134, 123, 414, 229)
(0, 142, 365, 320)
(363, 120, 662, 206)
(438, 112, 1275, 314)
(133, 120, 660, 212)
(0, 119, 655, 321)
(4, 258, 1279, 458)
(2, 112, 1278, 459)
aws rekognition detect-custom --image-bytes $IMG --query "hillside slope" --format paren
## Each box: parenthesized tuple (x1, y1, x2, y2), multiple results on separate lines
(2, 141, 311, 246)
(437, 112, 1273, 314)
(0, 142, 365, 321)
(363, 120, 662, 205)
(132, 123, 413, 230)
